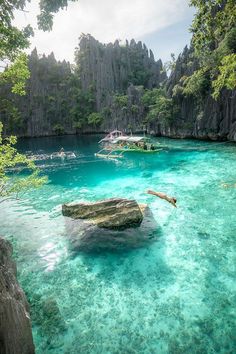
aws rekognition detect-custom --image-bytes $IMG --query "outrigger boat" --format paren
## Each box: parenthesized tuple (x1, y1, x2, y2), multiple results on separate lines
(95, 133, 162, 159)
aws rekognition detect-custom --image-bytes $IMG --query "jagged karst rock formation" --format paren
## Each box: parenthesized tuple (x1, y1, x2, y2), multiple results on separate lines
(0, 49, 78, 137)
(0, 35, 235, 141)
(77, 34, 166, 110)
(62, 198, 157, 252)
(0, 35, 166, 137)
(0, 237, 35, 354)
(161, 46, 236, 141)
(100, 84, 146, 132)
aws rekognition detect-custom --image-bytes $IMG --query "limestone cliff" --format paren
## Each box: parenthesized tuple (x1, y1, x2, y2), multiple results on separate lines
(77, 34, 166, 111)
(0, 36, 165, 137)
(0, 36, 235, 141)
(0, 237, 35, 354)
(0, 48, 77, 137)
(159, 47, 236, 141)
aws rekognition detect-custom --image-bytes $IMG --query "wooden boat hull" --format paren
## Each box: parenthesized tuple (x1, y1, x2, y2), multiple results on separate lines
(116, 148, 162, 153)
(95, 148, 162, 159)
(95, 153, 124, 159)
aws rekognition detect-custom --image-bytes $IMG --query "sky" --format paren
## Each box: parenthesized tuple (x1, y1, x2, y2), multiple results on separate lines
(13, 0, 195, 64)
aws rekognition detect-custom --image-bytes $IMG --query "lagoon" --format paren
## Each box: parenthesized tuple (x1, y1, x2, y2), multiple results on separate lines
(0, 135, 235, 354)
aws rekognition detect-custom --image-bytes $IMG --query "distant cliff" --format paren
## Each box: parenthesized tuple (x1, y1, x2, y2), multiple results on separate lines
(77, 34, 166, 110)
(162, 47, 236, 141)
(0, 237, 35, 354)
(0, 35, 166, 137)
(0, 35, 235, 141)
(0, 49, 76, 137)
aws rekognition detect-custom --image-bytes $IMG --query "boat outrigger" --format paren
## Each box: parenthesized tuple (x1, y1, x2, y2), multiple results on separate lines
(95, 132, 161, 159)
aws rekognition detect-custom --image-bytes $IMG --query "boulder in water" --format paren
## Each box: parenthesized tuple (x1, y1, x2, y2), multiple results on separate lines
(62, 198, 158, 252)
(62, 198, 143, 230)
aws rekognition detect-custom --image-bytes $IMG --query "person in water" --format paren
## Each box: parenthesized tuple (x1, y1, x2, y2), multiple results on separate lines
(59, 147, 66, 159)
(147, 190, 177, 207)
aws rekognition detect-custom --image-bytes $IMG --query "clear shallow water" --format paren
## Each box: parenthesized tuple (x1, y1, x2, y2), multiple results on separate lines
(1, 135, 236, 354)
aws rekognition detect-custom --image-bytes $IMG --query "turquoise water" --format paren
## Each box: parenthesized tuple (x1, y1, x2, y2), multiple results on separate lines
(1, 135, 236, 353)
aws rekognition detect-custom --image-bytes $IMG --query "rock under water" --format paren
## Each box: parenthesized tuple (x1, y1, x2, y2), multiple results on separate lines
(62, 198, 158, 252)
(0, 237, 35, 354)
(62, 198, 143, 230)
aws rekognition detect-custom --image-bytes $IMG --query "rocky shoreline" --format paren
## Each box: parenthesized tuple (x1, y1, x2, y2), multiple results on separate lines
(0, 237, 35, 354)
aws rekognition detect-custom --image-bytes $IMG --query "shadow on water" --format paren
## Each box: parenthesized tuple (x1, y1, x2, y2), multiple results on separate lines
(64, 207, 174, 290)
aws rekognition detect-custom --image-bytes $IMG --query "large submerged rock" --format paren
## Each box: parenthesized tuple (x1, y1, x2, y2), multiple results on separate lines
(62, 198, 143, 230)
(0, 237, 35, 354)
(62, 198, 158, 252)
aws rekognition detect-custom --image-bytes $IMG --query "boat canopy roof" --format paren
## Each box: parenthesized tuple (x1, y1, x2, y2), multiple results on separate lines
(99, 130, 126, 143)
(112, 136, 149, 143)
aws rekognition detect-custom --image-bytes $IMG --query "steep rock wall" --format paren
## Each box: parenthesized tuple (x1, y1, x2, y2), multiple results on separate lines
(1, 39, 235, 141)
(1, 49, 76, 137)
(0, 237, 35, 354)
(158, 47, 236, 141)
(78, 35, 166, 111)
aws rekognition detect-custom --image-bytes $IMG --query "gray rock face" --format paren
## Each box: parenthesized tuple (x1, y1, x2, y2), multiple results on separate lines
(62, 198, 143, 230)
(0, 49, 76, 138)
(78, 35, 166, 111)
(1, 36, 165, 138)
(100, 84, 146, 133)
(0, 237, 35, 354)
(161, 46, 236, 142)
(2, 37, 235, 142)
(62, 199, 158, 252)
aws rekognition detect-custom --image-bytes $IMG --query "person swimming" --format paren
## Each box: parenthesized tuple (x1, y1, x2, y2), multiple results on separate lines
(147, 190, 177, 207)
(59, 147, 66, 159)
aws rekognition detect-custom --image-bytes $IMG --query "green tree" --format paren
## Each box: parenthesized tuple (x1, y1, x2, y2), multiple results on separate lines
(0, 122, 47, 202)
(0, 0, 80, 201)
(141, 88, 161, 107)
(0, 1, 33, 61)
(88, 112, 104, 127)
(190, 0, 236, 57)
(212, 54, 236, 99)
(1, 53, 30, 95)
(37, 0, 79, 31)
(53, 123, 65, 135)
(0, 0, 80, 81)
(114, 94, 128, 108)
(142, 88, 178, 124)
(146, 96, 174, 124)
(189, 0, 236, 98)
(164, 53, 176, 72)
(182, 68, 211, 98)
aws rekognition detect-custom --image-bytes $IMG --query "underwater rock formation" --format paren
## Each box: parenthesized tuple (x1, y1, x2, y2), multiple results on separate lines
(62, 199, 157, 252)
(0, 237, 35, 354)
(62, 198, 143, 230)
(29, 295, 66, 338)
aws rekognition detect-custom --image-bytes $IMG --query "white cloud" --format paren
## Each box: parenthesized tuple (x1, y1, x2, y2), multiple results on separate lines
(13, 0, 192, 63)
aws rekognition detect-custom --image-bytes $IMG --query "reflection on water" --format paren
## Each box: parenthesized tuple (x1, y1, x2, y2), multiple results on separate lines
(1, 135, 236, 353)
